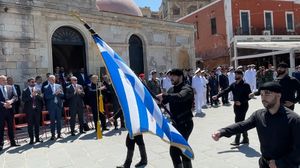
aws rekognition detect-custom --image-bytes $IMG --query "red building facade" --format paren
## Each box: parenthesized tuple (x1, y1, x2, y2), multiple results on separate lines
(178, 0, 300, 70)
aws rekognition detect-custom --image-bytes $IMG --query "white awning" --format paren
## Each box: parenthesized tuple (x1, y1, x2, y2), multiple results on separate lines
(236, 42, 300, 50)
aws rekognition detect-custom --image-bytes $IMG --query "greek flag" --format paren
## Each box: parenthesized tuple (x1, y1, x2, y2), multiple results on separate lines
(92, 35, 194, 159)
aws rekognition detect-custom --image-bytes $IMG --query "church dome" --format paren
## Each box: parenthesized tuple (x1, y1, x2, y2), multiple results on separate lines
(96, 0, 143, 17)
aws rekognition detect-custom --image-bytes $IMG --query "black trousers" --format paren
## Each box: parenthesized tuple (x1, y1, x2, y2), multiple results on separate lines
(111, 102, 125, 127)
(210, 89, 218, 105)
(170, 120, 194, 165)
(70, 107, 84, 133)
(0, 109, 16, 146)
(126, 133, 145, 150)
(26, 109, 41, 140)
(221, 88, 229, 104)
(233, 103, 249, 142)
(206, 87, 210, 104)
(91, 106, 106, 130)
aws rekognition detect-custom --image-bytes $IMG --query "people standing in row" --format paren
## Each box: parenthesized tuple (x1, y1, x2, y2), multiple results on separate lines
(213, 70, 254, 146)
(44, 75, 64, 140)
(256, 62, 300, 111)
(212, 82, 300, 168)
(0, 75, 20, 151)
(65, 76, 86, 136)
(157, 68, 194, 168)
(22, 77, 44, 144)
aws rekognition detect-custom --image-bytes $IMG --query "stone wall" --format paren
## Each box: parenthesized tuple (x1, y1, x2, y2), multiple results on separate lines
(0, 0, 195, 89)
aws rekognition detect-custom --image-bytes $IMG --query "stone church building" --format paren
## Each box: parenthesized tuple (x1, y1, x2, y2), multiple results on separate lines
(0, 0, 195, 88)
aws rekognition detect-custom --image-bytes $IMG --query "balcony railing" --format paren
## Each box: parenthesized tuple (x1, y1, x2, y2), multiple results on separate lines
(234, 27, 298, 35)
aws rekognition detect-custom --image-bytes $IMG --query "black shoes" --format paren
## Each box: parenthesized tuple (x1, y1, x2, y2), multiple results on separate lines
(0, 146, 2, 151)
(241, 139, 249, 144)
(50, 136, 55, 140)
(71, 133, 76, 136)
(57, 133, 63, 139)
(230, 141, 240, 146)
(29, 140, 34, 145)
(11, 143, 20, 147)
(102, 127, 109, 131)
(80, 131, 86, 134)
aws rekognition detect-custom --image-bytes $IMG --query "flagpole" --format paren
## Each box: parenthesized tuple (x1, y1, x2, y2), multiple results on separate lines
(71, 11, 173, 119)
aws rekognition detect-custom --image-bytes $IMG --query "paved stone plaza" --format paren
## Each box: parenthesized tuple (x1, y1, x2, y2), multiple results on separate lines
(0, 97, 299, 168)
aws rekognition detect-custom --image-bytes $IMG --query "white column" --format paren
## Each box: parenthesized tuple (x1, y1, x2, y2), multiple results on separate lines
(290, 49, 295, 69)
(234, 43, 238, 68)
(272, 55, 276, 68)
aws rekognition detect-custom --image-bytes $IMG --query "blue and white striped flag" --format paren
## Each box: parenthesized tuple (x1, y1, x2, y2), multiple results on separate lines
(92, 35, 194, 159)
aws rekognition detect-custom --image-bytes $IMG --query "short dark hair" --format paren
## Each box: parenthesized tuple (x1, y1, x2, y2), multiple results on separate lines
(35, 76, 42, 80)
(7, 77, 12, 80)
(28, 77, 35, 82)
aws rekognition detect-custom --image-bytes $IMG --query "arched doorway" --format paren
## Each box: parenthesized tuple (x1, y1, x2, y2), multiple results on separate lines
(129, 35, 144, 75)
(52, 26, 86, 76)
(178, 50, 190, 69)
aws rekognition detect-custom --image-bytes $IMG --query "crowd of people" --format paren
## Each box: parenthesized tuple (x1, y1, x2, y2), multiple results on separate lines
(1, 62, 300, 168)
(0, 66, 125, 151)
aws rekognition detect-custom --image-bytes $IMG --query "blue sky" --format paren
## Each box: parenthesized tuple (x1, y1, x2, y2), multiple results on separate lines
(133, 0, 162, 11)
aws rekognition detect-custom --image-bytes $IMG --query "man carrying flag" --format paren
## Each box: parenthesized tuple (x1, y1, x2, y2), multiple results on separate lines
(157, 68, 194, 168)
(71, 10, 194, 168)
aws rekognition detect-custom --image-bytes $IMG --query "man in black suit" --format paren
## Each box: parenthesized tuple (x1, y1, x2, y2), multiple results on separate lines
(0, 75, 19, 150)
(66, 77, 85, 136)
(22, 77, 44, 144)
(7, 77, 21, 126)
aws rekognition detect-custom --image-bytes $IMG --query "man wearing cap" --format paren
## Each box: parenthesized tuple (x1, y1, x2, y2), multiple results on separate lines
(227, 67, 235, 101)
(212, 70, 254, 146)
(147, 70, 161, 95)
(139, 74, 146, 85)
(212, 82, 300, 168)
(192, 68, 204, 114)
(250, 64, 257, 92)
(271, 62, 300, 110)
(156, 68, 194, 168)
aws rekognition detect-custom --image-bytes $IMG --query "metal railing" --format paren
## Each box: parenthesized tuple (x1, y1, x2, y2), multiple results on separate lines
(234, 27, 298, 35)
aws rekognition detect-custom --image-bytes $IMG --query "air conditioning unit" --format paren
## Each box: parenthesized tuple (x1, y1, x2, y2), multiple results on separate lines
(262, 30, 271, 35)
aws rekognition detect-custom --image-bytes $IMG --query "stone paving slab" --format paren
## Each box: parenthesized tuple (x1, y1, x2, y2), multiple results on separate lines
(0, 97, 299, 168)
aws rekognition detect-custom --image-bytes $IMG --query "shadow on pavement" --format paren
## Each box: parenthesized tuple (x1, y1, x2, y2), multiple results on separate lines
(103, 128, 126, 137)
(195, 112, 206, 118)
(218, 144, 261, 158)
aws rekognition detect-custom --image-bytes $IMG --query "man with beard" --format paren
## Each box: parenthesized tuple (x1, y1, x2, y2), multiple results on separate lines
(212, 71, 254, 146)
(157, 68, 194, 168)
(265, 62, 300, 110)
(212, 82, 300, 168)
